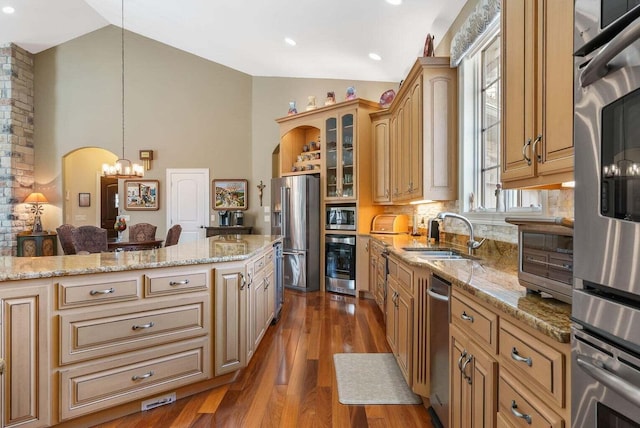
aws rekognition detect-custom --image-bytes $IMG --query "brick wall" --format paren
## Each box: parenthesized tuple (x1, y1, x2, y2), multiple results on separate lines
(0, 43, 35, 256)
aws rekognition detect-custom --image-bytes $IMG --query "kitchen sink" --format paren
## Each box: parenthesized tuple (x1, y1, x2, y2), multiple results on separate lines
(401, 248, 467, 260)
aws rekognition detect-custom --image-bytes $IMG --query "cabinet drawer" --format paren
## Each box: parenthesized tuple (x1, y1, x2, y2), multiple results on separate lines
(387, 256, 398, 278)
(57, 274, 140, 309)
(264, 249, 274, 267)
(499, 320, 565, 406)
(397, 262, 413, 293)
(144, 270, 208, 297)
(254, 255, 266, 273)
(451, 291, 498, 353)
(59, 338, 210, 420)
(60, 297, 209, 364)
(499, 369, 563, 428)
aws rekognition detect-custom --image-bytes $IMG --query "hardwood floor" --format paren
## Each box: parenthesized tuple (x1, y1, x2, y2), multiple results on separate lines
(93, 290, 434, 427)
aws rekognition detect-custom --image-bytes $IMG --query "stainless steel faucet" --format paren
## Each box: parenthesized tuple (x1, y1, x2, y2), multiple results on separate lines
(435, 212, 486, 254)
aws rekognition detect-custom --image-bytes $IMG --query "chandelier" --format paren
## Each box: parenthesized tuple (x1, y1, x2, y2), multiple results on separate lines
(102, 0, 144, 179)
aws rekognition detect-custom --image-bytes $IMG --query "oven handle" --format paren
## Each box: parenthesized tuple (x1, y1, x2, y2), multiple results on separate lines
(576, 354, 640, 408)
(581, 17, 640, 87)
(427, 287, 449, 302)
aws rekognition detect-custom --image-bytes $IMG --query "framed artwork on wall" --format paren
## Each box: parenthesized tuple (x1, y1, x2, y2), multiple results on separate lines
(78, 192, 91, 207)
(124, 180, 160, 211)
(213, 179, 248, 210)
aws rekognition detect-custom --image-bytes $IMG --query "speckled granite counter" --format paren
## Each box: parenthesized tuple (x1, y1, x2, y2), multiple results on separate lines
(370, 234, 571, 343)
(0, 235, 281, 282)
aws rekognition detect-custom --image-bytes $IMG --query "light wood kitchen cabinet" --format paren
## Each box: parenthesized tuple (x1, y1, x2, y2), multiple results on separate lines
(501, 0, 574, 188)
(388, 57, 457, 203)
(386, 255, 414, 385)
(250, 248, 275, 353)
(450, 323, 498, 428)
(1, 281, 50, 428)
(54, 267, 212, 421)
(356, 236, 371, 296)
(370, 111, 391, 204)
(368, 239, 386, 311)
(215, 262, 249, 375)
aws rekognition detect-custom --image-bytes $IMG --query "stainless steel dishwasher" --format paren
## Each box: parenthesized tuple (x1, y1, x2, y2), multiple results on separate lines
(428, 273, 450, 428)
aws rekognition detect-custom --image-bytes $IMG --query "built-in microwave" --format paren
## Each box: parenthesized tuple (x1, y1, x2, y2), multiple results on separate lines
(506, 217, 573, 303)
(326, 205, 356, 230)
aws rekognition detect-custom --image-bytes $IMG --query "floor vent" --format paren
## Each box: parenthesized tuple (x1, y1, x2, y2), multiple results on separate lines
(141, 392, 176, 411)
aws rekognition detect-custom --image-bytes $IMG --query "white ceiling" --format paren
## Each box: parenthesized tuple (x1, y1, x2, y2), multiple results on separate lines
(0, 0, 466, 82)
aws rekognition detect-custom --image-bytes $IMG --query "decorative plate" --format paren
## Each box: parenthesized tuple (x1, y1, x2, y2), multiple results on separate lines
(379, 89, 396, 108)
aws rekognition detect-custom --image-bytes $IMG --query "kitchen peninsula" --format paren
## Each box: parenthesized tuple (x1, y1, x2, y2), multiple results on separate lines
(0, 235, 280, 428)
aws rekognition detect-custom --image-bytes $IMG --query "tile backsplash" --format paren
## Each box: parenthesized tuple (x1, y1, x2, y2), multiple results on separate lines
(383, 189, 575, 246)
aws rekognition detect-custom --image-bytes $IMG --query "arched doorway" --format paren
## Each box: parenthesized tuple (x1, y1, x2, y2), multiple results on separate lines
(62, 147, 118, 235)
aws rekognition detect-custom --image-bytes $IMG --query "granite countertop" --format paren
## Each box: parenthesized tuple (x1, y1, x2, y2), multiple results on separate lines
(370, 234, 571, 343)
(0, 235, 281, 282)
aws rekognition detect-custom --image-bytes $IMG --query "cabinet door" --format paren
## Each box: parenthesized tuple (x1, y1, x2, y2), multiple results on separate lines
(386, 277, 398, 353)
(214, 264, 247, 376)
(396, 286, 413, 385)
(536, 0, 573, 177)
(469, 340, 498, 428)
(450, 326, 472, 428)
(264, 267, 275, 327)
(252, 268, 266, 351)
(368, 241, 378, 297)
(356, 236, 370, 294)
(407, 77, 423, 200)
(502, 0, 536, 183)
(340, 112, 356, 199)
(372, 115, 391, 203)
(326, 116, 339, 198)
(1, 283, 50, 428)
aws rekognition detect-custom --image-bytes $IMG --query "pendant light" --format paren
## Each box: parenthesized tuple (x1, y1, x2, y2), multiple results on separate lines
(102, 0, 143, 178)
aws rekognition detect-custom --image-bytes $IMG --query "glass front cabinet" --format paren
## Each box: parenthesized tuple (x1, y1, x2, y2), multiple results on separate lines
(325, 111, 356, 201)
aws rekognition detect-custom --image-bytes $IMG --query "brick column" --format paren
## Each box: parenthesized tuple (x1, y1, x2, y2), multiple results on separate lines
(0, 43, 35, 256)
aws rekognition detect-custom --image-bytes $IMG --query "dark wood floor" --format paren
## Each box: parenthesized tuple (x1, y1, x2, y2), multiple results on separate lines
(93, 290, 434, 427)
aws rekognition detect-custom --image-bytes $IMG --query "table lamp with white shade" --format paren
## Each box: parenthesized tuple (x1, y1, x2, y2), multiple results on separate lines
(24, 192, 48, 233)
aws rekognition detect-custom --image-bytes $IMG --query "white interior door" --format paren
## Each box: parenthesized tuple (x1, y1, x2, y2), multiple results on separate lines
(166, 168, 209, 242)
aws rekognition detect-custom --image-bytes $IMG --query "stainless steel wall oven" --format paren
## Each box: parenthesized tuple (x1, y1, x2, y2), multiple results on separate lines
(325, 235, 356, 296)
(573, 2, 640, 426)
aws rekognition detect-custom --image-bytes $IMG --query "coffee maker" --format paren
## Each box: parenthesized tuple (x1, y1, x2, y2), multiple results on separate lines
(218, 211, 230, 226)
(232, 210, 244, 226)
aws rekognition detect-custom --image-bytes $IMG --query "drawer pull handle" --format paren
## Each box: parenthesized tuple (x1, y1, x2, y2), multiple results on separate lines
(461, 354, 473, 385)
(240, 273, 246, 291)
(511, 347, 533, 366)
(132, 371, 154, 381)
(0, 358, 5, 375)
(132, 321, 155, 330)
(460, 311, 474, 322)
(90, 287, 115, 296)
(457, 350, 468, 372)
(510, 400, 532, 424)
(169, 279, 190, 286)
(264, 278, 270, 290)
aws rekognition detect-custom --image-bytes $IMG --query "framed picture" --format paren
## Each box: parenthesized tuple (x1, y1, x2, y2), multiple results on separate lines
(78, 192, 91, 207)
(213, 179, 248, 210)
(124, 180, 160, 211)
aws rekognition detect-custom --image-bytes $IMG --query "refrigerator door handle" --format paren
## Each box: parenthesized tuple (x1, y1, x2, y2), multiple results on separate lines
(281, 186, 290, 240)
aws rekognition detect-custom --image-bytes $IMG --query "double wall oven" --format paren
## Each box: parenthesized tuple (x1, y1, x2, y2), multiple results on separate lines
(573, 2, 640, 426)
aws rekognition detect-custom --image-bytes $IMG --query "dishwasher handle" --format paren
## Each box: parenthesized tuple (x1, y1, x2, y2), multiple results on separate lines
(427, 287, 449, 302)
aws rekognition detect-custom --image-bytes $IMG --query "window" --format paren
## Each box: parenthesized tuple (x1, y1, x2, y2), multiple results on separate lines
(459, 21, 541, 219)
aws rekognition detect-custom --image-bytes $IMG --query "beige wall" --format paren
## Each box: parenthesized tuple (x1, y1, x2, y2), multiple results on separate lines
(34, 25, 397, 237)
(34, 25, 253, 236)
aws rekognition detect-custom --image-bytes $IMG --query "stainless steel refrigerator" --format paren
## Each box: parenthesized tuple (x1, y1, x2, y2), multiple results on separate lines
(271, 175, 320, 292)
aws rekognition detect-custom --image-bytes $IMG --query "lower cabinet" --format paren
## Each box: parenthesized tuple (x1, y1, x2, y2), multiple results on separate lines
(250, 249, 275, 357)
(214, 263, 248, 376)
(386, 256, 414, 385)
(0, 281, 50, 428)
(450, 323, 498, 428)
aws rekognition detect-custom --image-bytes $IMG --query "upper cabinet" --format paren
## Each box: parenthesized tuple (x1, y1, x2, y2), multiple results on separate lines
(370, 111, 391, 204)
(374, 57, 457, 204)
(501, 0, 574, 188)
(325, 111, 356, 200)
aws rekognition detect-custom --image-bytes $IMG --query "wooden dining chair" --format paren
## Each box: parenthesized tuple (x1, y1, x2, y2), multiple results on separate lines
(128, 223, 157, 242)
(56, 224, 77, 255)
(164, 224, 182, 247)
(71, 226, 108, 253)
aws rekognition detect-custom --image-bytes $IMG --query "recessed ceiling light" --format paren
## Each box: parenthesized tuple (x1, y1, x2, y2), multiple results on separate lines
(386, 0, 402, 5)
(2, 6, 15, 14)
(284, 37, 297, 46)
(369, 53, 382, 61)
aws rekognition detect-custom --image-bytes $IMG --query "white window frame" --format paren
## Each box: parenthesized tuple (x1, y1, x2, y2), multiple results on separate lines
(457, 19, 547, 225)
